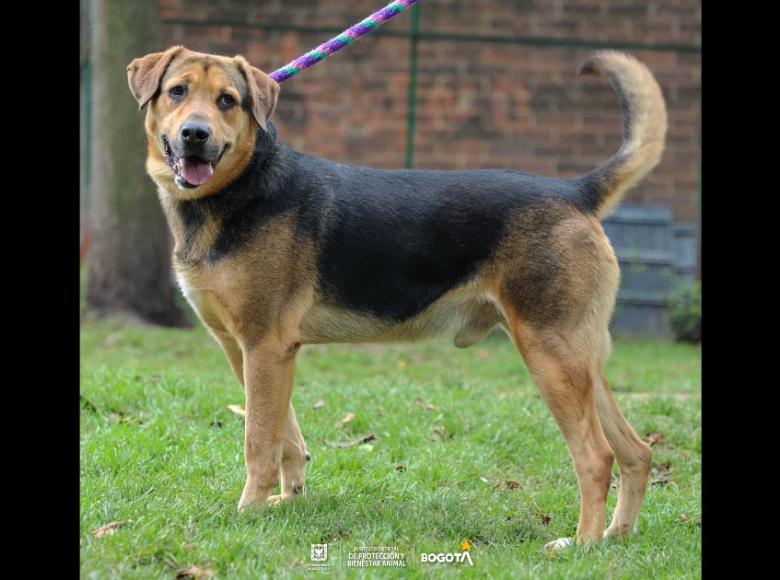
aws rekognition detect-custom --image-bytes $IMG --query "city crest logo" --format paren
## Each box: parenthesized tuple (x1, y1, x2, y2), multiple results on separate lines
(311, 543, 328, 563)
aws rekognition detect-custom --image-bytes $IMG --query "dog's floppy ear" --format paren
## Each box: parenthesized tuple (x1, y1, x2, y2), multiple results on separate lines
(235, 56, 280, 132)
(127, 46, 184, 110)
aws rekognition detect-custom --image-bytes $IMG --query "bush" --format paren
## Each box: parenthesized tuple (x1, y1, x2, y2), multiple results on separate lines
(668, 281, 701, 343)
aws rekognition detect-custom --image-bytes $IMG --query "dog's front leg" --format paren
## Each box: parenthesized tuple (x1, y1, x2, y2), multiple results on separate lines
(238, 336, 300, 511)
(267, 403, 309, 503)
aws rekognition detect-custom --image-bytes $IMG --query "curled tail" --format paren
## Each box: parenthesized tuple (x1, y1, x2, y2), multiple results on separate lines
(578, 51, 668, 220)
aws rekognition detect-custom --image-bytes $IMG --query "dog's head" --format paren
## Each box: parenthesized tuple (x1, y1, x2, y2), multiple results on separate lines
(127, 46, 279, 199)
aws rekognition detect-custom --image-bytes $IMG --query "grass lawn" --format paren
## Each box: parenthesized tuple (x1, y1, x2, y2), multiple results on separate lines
(80, 317, 701, 578)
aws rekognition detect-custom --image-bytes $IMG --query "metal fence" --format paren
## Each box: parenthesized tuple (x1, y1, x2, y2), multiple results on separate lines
(604, 205, 697, 337)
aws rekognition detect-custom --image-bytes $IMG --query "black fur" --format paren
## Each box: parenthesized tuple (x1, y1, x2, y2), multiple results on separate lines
(177, 122, 599, 322)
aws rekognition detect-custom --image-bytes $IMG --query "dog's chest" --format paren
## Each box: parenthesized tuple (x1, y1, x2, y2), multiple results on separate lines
(175, 266, 240, 335)
(176, 274, 203, 313)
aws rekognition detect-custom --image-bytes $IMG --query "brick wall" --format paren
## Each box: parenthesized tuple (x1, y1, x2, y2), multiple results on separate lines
(159, 0, 701, 222)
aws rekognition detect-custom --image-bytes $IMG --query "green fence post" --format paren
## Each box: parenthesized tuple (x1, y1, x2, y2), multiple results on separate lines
(404, 3, 421, 169)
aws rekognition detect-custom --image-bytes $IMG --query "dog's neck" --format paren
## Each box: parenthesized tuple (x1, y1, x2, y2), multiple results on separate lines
(159, 123, 294, 267)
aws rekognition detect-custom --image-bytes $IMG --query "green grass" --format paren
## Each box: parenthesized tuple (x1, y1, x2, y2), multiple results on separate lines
(81, 318, 701, 578)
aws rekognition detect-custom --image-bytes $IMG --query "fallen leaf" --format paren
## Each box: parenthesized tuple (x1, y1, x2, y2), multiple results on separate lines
(679, 514, 689, 522)
(645, 432, 664, 446)
(92, 521, 130, 538)
(505, 480, 521, 490)
(479, 477, 490, 484)
(227, 405, 245, 417)
(430, 425, 448, 442)
(395, 464, 406, 472)
(339, 412, 355, 427)
(80, 395, 98, 413)
(327, 433, 376, 448)
(415, 399, 435, 411)
(650, 462, 671, 487)
(540, 515, 551, 525)
(313, 399, 326, 410)
(108, 412, 127, 423)
(175, 566, 214, 579)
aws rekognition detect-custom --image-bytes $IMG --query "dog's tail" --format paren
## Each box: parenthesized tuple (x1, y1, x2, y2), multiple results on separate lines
(577, 51, 667, 220)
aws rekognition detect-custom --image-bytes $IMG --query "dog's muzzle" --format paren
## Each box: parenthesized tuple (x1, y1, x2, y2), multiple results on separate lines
(162, 125, 225, 189)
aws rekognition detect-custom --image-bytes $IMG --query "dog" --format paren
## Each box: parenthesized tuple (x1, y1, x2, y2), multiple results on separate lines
(127, 46, 666, 549)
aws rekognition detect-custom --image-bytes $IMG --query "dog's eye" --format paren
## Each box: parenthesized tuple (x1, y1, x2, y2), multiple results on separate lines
(218, 94, 236, 110)
(169, 85, 186, 99)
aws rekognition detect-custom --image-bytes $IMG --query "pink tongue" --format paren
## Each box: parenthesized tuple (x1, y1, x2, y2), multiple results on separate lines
(180, 158, 213, 186)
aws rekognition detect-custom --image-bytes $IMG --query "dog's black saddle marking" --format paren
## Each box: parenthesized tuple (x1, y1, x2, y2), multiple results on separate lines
(173, 124, 589, 324)
(312, 161, 585, 322)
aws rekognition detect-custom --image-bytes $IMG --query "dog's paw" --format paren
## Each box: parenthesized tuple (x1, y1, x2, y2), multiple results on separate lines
(237, 482, 274, 513)
(543, 537, 573, 553)
(603, 523, 638, 540)
(266, 494, 285, 506)
(267, 483, 305, 506)
(237, 495, 277, 513)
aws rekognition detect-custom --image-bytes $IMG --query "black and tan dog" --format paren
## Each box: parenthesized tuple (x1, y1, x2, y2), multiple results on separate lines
(127, 46, 666, 549)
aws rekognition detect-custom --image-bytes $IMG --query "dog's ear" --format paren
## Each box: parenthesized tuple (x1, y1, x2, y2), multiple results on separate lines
(127, 46, 184, 110)
(235, 56, 280, 132)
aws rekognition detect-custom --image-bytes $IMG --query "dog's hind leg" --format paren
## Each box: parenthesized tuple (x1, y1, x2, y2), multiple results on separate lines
(594, 372, 652, 539)
(494, 208, 624, 548)
(507, 320, 614, 547)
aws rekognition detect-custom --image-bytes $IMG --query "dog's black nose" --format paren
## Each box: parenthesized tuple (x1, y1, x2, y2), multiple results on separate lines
(180, 121, 210, 144)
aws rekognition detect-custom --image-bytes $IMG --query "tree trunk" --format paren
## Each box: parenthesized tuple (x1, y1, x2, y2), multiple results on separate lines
(86, 0, 189, 327)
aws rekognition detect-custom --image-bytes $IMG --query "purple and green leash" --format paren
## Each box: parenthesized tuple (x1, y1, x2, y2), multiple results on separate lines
(269, 0, 421, 83)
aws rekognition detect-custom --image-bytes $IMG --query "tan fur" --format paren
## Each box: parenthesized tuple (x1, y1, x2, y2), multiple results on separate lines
(580, 51, 667, 219)
(490, 209, 629, 544)
(132, 48, 660, 545)
(299, 276, 501, 346)
(234, 56, 279, 132)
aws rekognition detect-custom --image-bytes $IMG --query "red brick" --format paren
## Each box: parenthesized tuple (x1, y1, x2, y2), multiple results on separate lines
(157, 0, 700, 222)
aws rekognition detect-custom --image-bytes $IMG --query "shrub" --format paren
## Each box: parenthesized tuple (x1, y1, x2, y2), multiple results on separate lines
(668, 281, 701, 344)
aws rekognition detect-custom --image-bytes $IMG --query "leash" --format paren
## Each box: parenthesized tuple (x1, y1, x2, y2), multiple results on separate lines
(270, 0, 421, 83)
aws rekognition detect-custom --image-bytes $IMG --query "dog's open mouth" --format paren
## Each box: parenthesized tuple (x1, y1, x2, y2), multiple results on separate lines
(162, 136, 220, 189)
